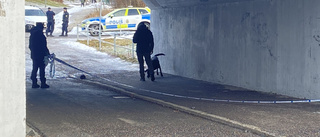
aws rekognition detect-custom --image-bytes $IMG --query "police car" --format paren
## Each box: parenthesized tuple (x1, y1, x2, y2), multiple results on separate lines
(25, 6, 47, 32)
(81, 7, 151, 36)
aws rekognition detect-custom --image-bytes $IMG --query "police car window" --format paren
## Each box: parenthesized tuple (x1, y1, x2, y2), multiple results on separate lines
(128, 9, 139, 16)
(139, 9, 148, 15)
(25, 9, 46, 16)
(113, 10, 126, 17)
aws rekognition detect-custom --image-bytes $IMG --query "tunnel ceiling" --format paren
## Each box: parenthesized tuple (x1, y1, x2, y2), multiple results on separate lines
(143, 0, 255, 9)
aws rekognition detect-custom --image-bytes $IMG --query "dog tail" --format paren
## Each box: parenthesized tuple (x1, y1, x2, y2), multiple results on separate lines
(154, 53, 165, 57)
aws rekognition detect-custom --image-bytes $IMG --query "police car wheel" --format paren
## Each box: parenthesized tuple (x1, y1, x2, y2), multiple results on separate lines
(89, 24, 101, 36)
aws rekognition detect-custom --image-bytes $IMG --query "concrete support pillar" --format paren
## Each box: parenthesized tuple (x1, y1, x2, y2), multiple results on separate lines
(0, 0, 26, 136)
(144, 0, 320, 99)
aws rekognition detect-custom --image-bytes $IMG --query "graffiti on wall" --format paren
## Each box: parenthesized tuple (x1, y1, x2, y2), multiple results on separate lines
(241, 12, 276, 60)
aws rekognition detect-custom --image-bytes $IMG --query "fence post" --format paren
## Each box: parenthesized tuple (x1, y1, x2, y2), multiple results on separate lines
(99, 3, 102, 51)
(132, 43, 134, 58)
(77, 24, 79, 41)
(119, 21, 122, 36)
(114, 34, 116, 55)
(87, 30, 89, 46)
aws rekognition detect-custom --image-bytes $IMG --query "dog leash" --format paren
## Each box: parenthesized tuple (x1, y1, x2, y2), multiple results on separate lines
(54, 57, 93, 76)
(49, 53, 56, 78)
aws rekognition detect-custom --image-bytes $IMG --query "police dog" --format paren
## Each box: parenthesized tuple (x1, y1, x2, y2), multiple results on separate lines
(146, 53, 165, 78)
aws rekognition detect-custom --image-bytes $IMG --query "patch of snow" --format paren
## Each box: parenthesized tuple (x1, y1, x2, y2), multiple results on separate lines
(53, 4, 95, 35)
(26, 3, 139, 81)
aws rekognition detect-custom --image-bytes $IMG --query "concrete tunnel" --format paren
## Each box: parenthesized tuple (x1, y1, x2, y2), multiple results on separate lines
(2, 0, 320, 135)
(143, 0, 320, 99)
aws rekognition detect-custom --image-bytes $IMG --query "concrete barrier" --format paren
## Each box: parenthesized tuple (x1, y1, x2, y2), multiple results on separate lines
(0, 0, 26, 136)
(144, 0, 320, 99)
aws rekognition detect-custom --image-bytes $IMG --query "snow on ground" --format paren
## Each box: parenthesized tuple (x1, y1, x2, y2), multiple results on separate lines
(26, 3, 139, 80)
(53, 4, 93, 35)
(54, 2, 112, 35)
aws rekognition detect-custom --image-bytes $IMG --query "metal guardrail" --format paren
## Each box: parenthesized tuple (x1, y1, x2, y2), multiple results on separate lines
(76, 24, 136, 59)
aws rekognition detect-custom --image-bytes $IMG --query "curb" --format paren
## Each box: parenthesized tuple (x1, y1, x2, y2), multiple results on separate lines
(26, 121, 44, 137)
(83, 79, 276, 137)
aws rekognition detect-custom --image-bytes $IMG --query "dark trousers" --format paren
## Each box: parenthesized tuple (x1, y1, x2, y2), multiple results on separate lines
(62, 23, 68, 35)
(31, 60, 46, 84)
(137, 52, 154, 78)
(46, 22, 54, 36)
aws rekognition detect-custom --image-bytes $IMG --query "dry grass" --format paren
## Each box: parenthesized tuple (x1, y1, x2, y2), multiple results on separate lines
(85, 0, 146, 19)
(77, 39, 138, 63)
(85, 8, 113, 19)
(112, 0, 146, 8)
(25, 0, 67, 7)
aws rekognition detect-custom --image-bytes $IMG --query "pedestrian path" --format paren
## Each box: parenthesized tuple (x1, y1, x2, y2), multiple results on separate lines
(85, 71, 320, 137)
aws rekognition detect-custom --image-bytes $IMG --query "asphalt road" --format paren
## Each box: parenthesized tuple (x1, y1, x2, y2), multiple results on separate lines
(26, 4, 257, 136)
(25, 34, 258, 136)
(26, 78, 258, 136)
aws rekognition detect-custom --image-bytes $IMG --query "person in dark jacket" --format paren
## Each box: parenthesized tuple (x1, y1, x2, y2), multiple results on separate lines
(46, 7, 55, 37)
(133, 23, 155, 81)
(81, 0, 85, 7)
(60, 7, 69, 36)
(29, 23, 50, 88)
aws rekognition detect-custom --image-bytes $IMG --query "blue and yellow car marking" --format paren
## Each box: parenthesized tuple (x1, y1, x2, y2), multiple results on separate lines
(81, 7, 150, 31)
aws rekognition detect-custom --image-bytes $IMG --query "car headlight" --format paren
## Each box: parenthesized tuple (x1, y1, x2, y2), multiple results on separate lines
(81, 20, 88, 24)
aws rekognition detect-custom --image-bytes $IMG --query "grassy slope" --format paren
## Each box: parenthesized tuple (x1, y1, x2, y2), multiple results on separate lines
(25, 0, 66, 7)
(78, 39, 138, 63)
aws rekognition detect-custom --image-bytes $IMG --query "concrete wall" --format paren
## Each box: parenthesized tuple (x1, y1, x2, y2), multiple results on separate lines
(0, 0, 26, 136)
(144, 0, 320, 99)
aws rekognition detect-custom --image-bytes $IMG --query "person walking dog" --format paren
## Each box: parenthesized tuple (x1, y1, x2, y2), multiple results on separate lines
(133, 23, 155, 81)
(29, 23, 50, 88)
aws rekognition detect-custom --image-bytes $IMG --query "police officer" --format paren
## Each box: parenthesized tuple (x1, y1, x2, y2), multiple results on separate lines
(60, 7, 69, 36)
(29, 23, 50, 88)
(46, 7, 55, 37)
(81, 0, 85, 7)
(133, 23, 155, 81)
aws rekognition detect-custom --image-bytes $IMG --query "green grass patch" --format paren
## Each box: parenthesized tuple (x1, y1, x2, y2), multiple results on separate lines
(78, 39, 138, 63)
(25, 0, 67, 7)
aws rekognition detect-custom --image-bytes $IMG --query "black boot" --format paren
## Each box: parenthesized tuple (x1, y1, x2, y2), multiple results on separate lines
(32, 80, 40, 88)
(40, 79, 50, 88)
(59, 31, 64, 36)
(140, 72, 145, 81)
(140, 77, 145, 81)
(41, 83, 50, 88)
(151, 74, 155, 82)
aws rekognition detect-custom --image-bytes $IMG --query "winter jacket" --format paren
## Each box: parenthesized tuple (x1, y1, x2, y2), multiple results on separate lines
(62, 11, 69, 23)
(46, 10, 55, 23)
(133, 24, 154, 54)
(29, 27, 50, 61)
